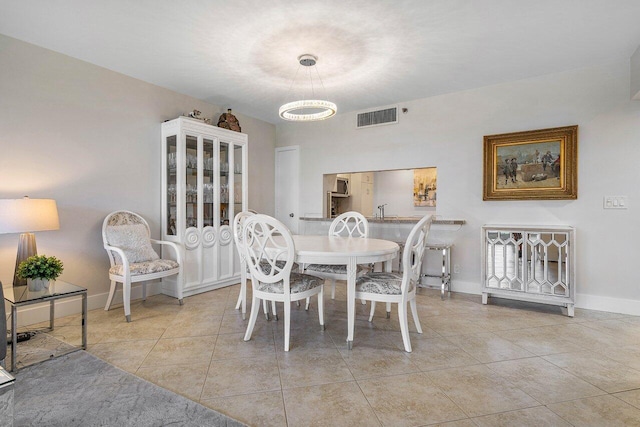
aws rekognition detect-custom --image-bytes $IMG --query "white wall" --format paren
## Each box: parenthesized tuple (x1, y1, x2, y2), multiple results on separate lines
(276, 58, 640, 314)
(0, 35, 276, 318)
(632, 45, 640, 100)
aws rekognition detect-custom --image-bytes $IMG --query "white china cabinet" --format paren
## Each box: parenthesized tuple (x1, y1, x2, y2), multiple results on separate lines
(161, 117, 247, 297)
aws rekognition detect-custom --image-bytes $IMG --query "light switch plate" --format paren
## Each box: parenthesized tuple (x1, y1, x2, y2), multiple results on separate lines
(603, 196, 628, 209)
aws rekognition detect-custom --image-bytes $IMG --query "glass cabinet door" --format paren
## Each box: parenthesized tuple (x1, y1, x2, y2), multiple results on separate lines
(203, 138, 215, 228)
(219, 142, 230, 225)
(233, 144, 244, 216)
(166, 135, 177, 236)
(185, 135, 198, 229)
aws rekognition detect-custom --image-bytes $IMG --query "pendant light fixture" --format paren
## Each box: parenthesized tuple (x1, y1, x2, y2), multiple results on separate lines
(279, 54, 337, 122)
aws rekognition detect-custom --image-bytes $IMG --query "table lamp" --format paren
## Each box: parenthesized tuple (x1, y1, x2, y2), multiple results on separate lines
(0, 197, 60, 286)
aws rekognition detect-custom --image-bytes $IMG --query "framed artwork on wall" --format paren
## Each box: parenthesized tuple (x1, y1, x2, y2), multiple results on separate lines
(483, 125, 578, 200)
(413, 167, 437, 207)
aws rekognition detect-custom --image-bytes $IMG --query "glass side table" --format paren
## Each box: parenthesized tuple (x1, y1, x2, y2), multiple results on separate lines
(3, 280, 87, 372)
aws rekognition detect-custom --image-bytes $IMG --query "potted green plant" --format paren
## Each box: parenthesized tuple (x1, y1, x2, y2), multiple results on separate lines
(16, 254, 64, 291)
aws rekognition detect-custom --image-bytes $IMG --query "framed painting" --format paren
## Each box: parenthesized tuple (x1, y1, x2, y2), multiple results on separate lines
(483, 125, 578, 200)
(413, 167, 437, 206)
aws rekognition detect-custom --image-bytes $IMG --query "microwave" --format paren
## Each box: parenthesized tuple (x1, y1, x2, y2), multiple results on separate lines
(332, 177, 350, 196)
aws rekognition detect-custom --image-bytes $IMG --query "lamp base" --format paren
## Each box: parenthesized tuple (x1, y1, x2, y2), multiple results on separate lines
(13, 233, 37, 286)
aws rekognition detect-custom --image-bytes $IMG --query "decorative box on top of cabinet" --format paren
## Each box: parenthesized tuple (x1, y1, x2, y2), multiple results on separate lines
(481, 224, 575, 316)
(161, 117, 247, 297)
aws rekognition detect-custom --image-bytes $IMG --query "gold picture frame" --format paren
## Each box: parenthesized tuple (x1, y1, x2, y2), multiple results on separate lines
(483, 125, 578, 200)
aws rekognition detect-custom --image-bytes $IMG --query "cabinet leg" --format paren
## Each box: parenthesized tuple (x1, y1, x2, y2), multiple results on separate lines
(482, 293, 488, 305)
(567, 304, 575, 317)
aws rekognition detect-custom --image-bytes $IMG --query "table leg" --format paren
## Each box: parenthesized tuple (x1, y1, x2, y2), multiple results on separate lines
(82, 292, 87, 350)
(346, 257, 357, 350)
(11, 305, 17, 373)
(384, 259, 393, 317)
(50, 300, 55, 330)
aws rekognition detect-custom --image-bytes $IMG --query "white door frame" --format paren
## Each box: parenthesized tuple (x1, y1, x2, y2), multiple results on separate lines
(275, 145, 300, 234)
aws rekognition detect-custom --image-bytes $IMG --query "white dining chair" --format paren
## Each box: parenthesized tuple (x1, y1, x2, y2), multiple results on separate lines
(305, 211, 369, 300)
(233, 211, 278, 320)
(355, 214, 433, 352)
(102, 210, 183, 322)
(242, 214, 325, 351)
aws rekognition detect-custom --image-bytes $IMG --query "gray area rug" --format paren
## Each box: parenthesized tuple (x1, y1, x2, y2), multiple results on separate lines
(14, 351, 246, 427)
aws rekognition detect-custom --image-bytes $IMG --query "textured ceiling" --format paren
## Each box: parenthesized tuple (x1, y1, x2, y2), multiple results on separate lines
(2, 0, 640, 123)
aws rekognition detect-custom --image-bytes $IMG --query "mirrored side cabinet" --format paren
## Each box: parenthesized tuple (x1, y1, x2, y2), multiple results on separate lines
(481, 224, 575, 316)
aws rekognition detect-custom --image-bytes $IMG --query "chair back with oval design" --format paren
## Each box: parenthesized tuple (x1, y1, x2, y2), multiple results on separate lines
(242, 214, 296, 290)
(233, 211, 256, 260)
(329, 211, 369, 238)
(401, 214, 434, 292)
(102, 211, 149, 266)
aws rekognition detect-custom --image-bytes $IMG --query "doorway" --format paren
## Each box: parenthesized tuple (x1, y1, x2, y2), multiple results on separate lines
(275, 146, 300, 233)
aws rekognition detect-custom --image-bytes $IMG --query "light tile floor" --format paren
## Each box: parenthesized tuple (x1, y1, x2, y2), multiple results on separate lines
(19, 284, 640, 426)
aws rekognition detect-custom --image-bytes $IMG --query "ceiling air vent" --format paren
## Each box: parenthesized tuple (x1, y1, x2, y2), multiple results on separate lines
(356, 106, 398, 128)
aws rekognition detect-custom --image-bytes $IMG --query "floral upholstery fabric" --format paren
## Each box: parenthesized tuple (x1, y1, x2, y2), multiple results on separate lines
(356, 272, 414, 295)
(256, 273, 322, 294)
(247, 261, 299, 274)
(305, 264, 365, 275)
(109, 259, 179, 276)
(107, 211, 145, 227)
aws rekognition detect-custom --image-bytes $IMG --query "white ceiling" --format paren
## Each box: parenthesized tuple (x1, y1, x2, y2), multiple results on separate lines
(2, 0, 640, 124)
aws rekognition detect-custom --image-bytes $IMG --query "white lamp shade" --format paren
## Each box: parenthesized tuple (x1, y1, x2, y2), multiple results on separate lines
(0, 198, 60, 234)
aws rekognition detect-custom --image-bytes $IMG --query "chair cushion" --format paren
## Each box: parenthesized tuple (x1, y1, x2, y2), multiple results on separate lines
(106, 224, 160, 263)
(256, 273, 322, 294)
(305, 264, 365, 275)
(356, 272, 414, 295)
(247, 261, 299, 274)
(109, 259, 179, 276)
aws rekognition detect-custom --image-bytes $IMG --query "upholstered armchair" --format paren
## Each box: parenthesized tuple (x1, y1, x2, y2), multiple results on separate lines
(102, 211, 183, 322)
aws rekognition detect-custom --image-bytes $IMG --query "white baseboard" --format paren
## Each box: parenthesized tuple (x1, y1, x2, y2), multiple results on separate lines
(11, 282, 165, 328)
(12, 280, 640, 328)
(450, 280, 640, 316)
(575, 293, 640, 316)
(450, 279, 481, 295)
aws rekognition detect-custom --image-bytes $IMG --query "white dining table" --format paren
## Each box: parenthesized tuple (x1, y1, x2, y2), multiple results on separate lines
(292, 235, 399, 349)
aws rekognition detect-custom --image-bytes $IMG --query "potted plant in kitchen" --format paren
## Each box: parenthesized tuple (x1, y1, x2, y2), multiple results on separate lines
(16, 254, 64, 291)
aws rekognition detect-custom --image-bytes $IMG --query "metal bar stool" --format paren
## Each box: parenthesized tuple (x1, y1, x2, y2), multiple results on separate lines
(420, 243, 452, 300)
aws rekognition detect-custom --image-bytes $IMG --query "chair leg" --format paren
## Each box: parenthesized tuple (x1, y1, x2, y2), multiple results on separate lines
(235, 288, 243, 310)
(398, 302, 412, 352)
(305, 297, 310, 311)
(236, 271, 247, 320)
(284, 300, 291, 351)
(409, 298, 423, 334)
(241, 282, 247, 319)
(244, 296, 260, 342)
(331, 279, 336, 299)
(318, 289, 325, 330)
(105, 280, 117, 311)
(369, 301, 376, 322)
(271, 301, 278, 321)
(263, 299, 270, 321)
(386, 302, 392, 318)
(123, 279, 132, 322)
(142, 282, 147, 301)
(177, 269, 184, 306)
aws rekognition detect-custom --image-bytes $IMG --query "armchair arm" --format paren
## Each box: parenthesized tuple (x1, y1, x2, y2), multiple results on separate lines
(150, 239, 183, 265)
(103, 244, 131, 273)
